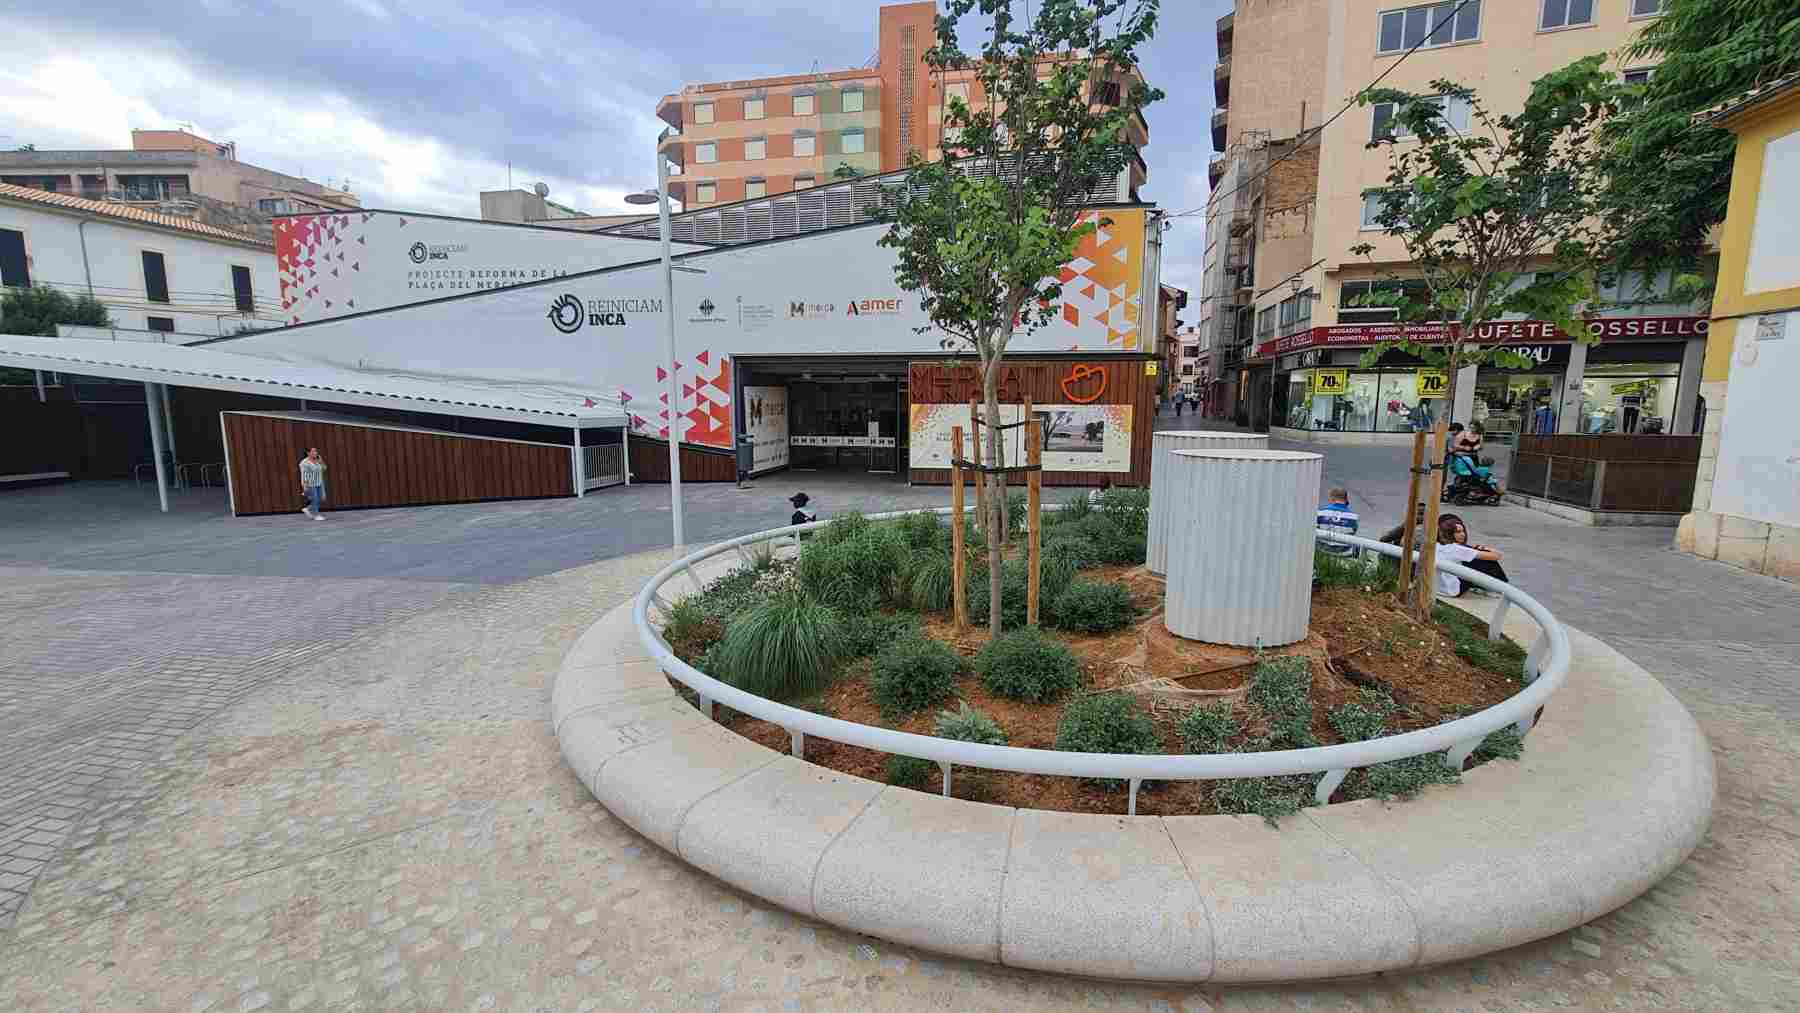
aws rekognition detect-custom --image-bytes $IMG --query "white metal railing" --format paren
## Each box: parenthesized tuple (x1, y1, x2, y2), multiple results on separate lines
(632, 511, 1570, 815)
(583, 444, 625, 490)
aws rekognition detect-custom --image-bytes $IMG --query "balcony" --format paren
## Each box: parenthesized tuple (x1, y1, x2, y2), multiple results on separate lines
(1208, 156, 1226, 188)
(1214, 56, 1230, 107)
(1211, 107, 1228, 153)
(1217, 10, 1233, 45)
(656, 93, 682, 128)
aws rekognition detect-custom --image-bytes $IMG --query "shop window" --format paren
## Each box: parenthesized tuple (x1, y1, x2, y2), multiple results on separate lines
(841, 129, 866, 154)
(1371, 95, 1472, 141)
(841, 89, 865, 113)
(1379, 372, 1436, 432)
(792, 93, 816, 116)
(744, 98, 765, 120)
(1539, 0, 1594, 31)
(1377, 1, 1480, 55)
(693, 102, 715, 124)
(745, 138, 766, 160)
(1578, 363, 1679, 434)
(793, 132, 816, 157)
(1473, 370, 1561, 442)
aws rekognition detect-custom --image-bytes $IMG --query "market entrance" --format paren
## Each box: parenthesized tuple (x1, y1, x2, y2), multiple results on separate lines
(734, 358, 909, 478)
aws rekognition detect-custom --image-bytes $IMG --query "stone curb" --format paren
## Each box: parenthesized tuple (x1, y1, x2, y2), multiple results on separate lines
(551, 575, 1715, 983)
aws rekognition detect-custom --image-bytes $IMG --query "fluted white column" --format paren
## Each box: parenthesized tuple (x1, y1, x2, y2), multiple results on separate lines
(1147, 431, 1270, 575)
(1164, 448, 1323, 647)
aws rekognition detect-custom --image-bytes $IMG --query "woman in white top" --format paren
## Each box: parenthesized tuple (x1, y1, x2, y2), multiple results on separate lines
(1433, 513, 1508, 596)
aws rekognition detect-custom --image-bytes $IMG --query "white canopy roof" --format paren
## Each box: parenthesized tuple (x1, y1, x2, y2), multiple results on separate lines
(0, 334, 626, 427)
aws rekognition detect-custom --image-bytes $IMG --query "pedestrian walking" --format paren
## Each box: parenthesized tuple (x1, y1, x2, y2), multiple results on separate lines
(299, 447, 327, 520)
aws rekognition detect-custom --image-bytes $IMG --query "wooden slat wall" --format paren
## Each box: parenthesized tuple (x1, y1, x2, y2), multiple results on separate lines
(1516, 434, 1702, 462)
(907, 358, 1155, 487)
(628, 436, 739, 483)
(222, 413, 571, 516)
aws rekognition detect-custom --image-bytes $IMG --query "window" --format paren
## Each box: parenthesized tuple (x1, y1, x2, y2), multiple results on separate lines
(1539, 0, 1593, 31)
(1371, 94, 1472, 140)
(841, 89, 865, 113)
(1622, 68, 1654, 86)
(694, 182, 716, 204)
(1182, 364, 1196, 376)
(794, 176, 816, 189)
(744, 98, 765, 120)
(0, 228, 28, 288)
(695, 142, 717, 164)
(841, 129, 866, 154)
(1256, 306, 1276, 343)
(1095, 81, 1122, 106)
(945, 82, 969, 104)
(147, 316, 175, 333)
(1630, 0, 1663, 17)
(142, 251, 169, 303)
(256, 197, 294, 214)
(230, 265, 254, 313)
(1184, 344, 1200, 358)
(1361, 189, 1408, 229)
(693, 102, 715, 124)
(792, 92, 815, 116)
(793, 132, 816, 157)
(745, 179, 766, 199)
(744, 138, 766, 160)
(1377, 1, 1480, 55)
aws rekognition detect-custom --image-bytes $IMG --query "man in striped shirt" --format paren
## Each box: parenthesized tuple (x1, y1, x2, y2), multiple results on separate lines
(1316, 487, 1359, 555)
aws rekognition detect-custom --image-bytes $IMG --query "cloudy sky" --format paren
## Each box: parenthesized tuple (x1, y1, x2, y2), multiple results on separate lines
(2, 0, 1227, 307)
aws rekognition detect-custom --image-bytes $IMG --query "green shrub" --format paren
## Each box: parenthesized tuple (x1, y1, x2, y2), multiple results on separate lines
(884, 755, 934, 788)
(965, 559, 1030, 630)
(814, 511, 872, 547)
(1247, 655, 1316, 749)
(1004, 490, 1028, 538)
(895, 511, 942, 551)
(1431, 603, 1528, 680)
(1327, 688, 1395, 742)
(712, 591, 844, 700)
(690, 562, 771, 623)
(933, 702, 1007, 746)
(1048, 579, 1136, 634)
(1058, 491, 1094, 522)
(1097, 485, 1150, 531)
(869, 635, 962, 719)
(1312, 546, 1379, 589)
(1043, 532, 1101, 572)
(1357, 754, 1460, 800)
(1039, 551, 1079, 603)
(661, 596, 718, 657)
(840, 611, 922, 659)
(1054, 693, 1160, 785)
(1179, 703, 1240, 753)
(1473, 724, 1525, 763)
(909, 552, 957, 612)
(798, 523, 910, 612)
(975, 628, 1083, 702)
(1215, 776, 1311, 827)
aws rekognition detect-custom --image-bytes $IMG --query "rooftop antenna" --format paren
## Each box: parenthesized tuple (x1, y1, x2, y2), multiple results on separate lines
(507, 161, 513, 190)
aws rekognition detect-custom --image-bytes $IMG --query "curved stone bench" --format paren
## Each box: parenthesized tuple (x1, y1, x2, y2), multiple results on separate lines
(552, 562, 1714, 983)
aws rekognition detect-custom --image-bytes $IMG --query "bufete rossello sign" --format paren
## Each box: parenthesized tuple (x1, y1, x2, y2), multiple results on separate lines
(1252, 316, 1709, 360)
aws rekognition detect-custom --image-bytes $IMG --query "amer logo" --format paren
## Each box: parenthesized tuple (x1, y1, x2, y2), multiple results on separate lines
(547, 294, 585, 333)
(408, 242, 428, 264)
(846, 297, 903, 316)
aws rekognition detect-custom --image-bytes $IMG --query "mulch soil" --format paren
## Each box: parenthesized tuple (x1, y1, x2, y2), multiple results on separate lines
(690, 566, 1523, 816)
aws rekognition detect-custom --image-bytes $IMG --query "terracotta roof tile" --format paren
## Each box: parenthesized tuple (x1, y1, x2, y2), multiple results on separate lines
(0, 182, 272, 247)
(1697, 73, 1800, 127)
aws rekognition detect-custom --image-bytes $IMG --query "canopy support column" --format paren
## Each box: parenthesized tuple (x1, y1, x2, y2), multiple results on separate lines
(144, 382, 170, 514)
(573, 425, 586, 499)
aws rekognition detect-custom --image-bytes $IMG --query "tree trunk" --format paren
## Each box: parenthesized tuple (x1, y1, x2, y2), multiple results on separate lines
(983, 362, 1006, 639)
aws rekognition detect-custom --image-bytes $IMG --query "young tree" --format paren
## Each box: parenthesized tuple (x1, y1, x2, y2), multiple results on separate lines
(876, 0, 1161, 637)
(1594, 0, 1800, 296)
(1351, 57, 1618, 616)
(0, 285, 111, 336)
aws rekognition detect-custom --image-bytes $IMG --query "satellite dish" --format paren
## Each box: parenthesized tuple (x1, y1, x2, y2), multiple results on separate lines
(533, 182, 549, 197)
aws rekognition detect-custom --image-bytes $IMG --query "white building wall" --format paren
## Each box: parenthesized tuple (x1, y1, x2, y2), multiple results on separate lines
(0, 202, 280, 339)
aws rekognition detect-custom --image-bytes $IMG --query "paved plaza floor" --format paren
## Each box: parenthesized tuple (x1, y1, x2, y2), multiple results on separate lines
(1, 421, 1796, 1010)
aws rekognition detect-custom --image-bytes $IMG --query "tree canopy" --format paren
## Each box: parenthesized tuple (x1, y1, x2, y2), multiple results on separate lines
(1, 286, 111, 337)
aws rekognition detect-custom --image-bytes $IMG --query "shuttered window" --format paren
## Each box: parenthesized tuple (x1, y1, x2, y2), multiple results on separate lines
(142, 251, 169, 303)
(0, 229, 28, 288)
(231, 265, 254, 313)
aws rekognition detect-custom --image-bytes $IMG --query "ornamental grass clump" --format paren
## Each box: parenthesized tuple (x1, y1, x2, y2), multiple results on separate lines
(975, 628, 1082, 703)
(870, 634, 962, 719)
(1047, 579, 1136, 634)
(895, 510, 942, 551)
(909, 552, 956, 612)
(798, 521, 911, 613)
(711, 590, 844, 701)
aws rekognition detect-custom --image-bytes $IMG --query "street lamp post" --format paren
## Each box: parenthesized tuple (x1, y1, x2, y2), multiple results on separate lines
(627, 152, 685, 551)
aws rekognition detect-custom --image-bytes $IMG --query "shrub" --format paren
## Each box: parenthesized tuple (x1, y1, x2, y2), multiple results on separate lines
(711, 591, 844, 700)
(1179, 703, 1240, 753)
(1043, 532, 1101, 572)
(1058, 490, 1094, 522)
(661, 596, 719, 658)
(975, 628, 1083, 703)
(934, 702, 1007, 746)
(691, 562, 774, 623)
(870, 635, 962, 719)
(1473, 724, 1525, 763)
(814, 511, 872, 547)
(895, 510, 942, 551)
(1048, 579, 1136, 634)
(884, 755, 934, 788)
(1215, 776, 1311, 827)
(1054, 693, 1160, 786)
(1431, 603, 1528, 680)
(909, 552, 957, 612)
(798, 523, 910, 612)
(1312, 547, 1378, 590)
(1039, 551, 1079, 603)
(1247, 655, 1316, 749)
(964, 559, 1023, 630)
(1097, 486, 1150, 538)
(1004, 490, 1028, 538)
(1358, 754, 1460, 800)
(841, 611, 922, 659)
(1327, 689, 1395, 743)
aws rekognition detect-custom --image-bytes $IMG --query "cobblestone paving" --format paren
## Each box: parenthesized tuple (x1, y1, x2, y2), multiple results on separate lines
(0, 446, 1796, 1008)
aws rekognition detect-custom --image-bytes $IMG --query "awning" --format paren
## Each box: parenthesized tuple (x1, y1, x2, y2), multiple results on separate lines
(0, 334, 626, 427)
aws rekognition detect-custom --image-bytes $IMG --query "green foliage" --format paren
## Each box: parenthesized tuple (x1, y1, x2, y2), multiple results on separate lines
(1247, 655, 1316, 749)
(1327, 688, 1396, 743)
(896, 511, 943, 552)
(689, 561, 781, 624)
(1004, 490, 1028, 538)
(1047, 579, 1136, 634)
(1215, 776, 1311, 827)
(909, 551, 957, 612)
(1057, 491, 1093, 522)
(711, 591, 844, 701)
(1038, 550, 1079, 602)
(975, 628, 1083, 703)
(1096, 486, 1150, 536)
(814, 511, 872, 547)
(1473, 724, 1526, 763)
(884, 754, 935, 788)
(934, 702, 1008, 746)
(1179, 703, 1240, 754)
(798, 521, 911, 613)
(661, 596, 720, 659)
(1596, 0, 1800, 290)
(870, 634, 963, 719)
(1357, 754, 1461, 801)
(0, 286, 111, 338)
(840, 611, 923, 660)
(1043, 531, 1101, 571)
(1313, 547, 1391, 591)
(1053, 692, 1161, 776)
(1431, 604, 1527, 680)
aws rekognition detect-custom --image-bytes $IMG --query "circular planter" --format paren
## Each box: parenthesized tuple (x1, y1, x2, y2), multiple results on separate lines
(1147, 431, 1271, 575)
(1163, 448, 1323, 648)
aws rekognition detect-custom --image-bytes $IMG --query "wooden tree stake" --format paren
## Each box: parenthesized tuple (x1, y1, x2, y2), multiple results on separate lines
(1026, 412, 1042, 627)
(951, 425, 968, 631)
(1396, 429, 1426, 598)
(1416, 418, 1449, 619)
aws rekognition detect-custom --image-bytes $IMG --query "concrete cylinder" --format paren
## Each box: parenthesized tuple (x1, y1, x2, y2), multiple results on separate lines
(1147, 431, 1270, 575)
(1164, 448, 1323, 648)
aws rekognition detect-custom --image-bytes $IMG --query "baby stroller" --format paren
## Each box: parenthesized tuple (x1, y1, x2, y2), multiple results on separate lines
(1442, 451, 1503, 505)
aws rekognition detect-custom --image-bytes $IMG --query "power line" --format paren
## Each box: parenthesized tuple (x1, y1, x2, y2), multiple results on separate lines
(1170, 0, 1477, 223)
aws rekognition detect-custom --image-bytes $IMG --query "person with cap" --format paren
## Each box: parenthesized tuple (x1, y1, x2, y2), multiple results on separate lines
(789, 492, 817, 527)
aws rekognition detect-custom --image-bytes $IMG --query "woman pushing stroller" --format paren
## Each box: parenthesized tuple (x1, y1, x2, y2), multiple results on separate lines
(1442, 422, 1504, 504)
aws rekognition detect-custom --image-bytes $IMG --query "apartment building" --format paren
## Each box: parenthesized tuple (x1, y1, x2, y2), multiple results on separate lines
(1206, 0, 1698, 441)
(478, 188, 652, 232)
(0, 129, 360, 240)
(655, 1, 1150, 208)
